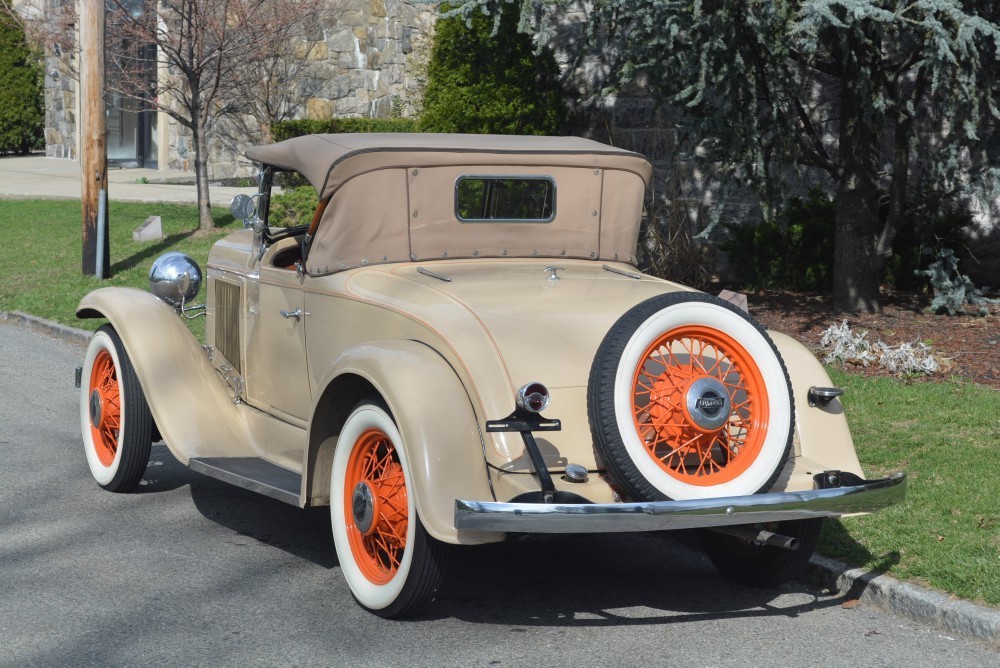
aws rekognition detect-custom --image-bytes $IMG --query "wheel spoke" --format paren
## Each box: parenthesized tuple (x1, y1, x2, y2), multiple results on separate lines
(345, 427, 411, 585)
(88, 350, 123, 465)
(631, 324, 770, 486)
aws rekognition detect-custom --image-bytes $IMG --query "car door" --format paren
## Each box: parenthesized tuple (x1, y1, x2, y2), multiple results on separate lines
(249, 261, 311, 425)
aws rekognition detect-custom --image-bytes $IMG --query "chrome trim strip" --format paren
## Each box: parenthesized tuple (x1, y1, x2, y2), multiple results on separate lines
(417, 266, 452, 282)
(602, 264, 642, 279)
(455, 472, 905, 534)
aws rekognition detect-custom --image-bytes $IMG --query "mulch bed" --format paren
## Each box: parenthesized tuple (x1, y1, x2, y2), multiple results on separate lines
(745, 290, 1000, 390)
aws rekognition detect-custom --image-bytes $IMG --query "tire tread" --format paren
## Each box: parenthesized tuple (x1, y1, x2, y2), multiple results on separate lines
(587, 292, 794, 501)
(89, 325, 153, 493)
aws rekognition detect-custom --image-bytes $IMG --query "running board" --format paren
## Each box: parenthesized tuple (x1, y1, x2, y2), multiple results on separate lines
(188, 457, 301, 507)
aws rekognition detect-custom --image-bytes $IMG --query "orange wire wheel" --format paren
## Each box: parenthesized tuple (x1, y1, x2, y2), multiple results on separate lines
(88, 349, 122, 467)
(589, 293, 793, 501)
(80, 325, 154, 492)
(631, 325, 768, 487)
(330, 401, 447, 618)
(343, 428, 409, 585)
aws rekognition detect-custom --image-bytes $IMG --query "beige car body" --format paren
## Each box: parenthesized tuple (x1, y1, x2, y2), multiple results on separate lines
(78, 133, 894, 547)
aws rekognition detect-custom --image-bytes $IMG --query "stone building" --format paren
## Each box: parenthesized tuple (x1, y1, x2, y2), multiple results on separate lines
(41, 0, 436, 177)
(39, 0, 719, 197)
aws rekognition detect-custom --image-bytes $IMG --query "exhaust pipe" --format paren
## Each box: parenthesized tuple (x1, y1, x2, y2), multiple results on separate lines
(707, 526, 800, 550)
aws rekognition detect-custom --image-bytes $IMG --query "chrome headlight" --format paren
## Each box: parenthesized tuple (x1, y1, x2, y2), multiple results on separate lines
(149, 252, 202, 307)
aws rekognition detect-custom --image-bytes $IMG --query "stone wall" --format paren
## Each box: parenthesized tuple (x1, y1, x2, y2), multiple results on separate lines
(43, 42, 77, 160)
(43, 0, 436, 176)
(14, 0, 77, 159)
(176, 0, 438, 178)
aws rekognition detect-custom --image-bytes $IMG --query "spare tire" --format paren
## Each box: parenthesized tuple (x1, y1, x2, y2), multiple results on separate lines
(588, 292, 793, 501)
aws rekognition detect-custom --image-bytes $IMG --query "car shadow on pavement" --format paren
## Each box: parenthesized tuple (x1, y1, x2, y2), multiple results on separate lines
(421, 532, 847, 626)
(143, 453, 876, 626)
(184, 464, 337, 569)
(134, 442, 195, 493)
(134, 445, 336, 567)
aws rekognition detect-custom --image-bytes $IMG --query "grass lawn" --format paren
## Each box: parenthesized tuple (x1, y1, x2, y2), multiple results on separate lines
(820, 368, 1000, 606)
(2, 199, 998, 606)
(0, 199, 240, 340)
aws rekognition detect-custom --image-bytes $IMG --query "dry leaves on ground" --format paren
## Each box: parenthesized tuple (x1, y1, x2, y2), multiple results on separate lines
(747, 291, 1000, 390)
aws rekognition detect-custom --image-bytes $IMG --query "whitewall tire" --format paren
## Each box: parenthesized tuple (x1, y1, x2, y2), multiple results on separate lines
(330, 401, 446, 618)
(588, 293, 794, 501)
(80, 325, 153, 492)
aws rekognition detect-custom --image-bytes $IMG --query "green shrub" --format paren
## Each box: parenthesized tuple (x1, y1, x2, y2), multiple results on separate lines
(269, 185, 318, 227)
(419, 2, 566, 135)
(915, 247, 998, 315)
(721, 190, 835, 292)
(883, 204, 978, 291)
(0, 3, 44, 154)
(270, 118, 419, 142)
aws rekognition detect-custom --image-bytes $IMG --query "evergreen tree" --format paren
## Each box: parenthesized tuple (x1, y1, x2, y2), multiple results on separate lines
(448, 1, 1000, 312)
(421, 1, 566, 135)
(0, 2, 44, 154)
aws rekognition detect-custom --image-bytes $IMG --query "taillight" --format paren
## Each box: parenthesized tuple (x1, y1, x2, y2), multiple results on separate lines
(516, 382, 550, 413)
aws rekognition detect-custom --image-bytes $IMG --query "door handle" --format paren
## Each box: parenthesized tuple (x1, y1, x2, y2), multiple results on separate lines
(279, 308, 302, 321)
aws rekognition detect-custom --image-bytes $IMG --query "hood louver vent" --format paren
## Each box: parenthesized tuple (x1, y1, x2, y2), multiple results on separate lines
(215, 281, 242, 374)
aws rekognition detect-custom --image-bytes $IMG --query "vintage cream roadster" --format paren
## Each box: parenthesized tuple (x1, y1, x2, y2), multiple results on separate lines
(77, 134, 905, 618)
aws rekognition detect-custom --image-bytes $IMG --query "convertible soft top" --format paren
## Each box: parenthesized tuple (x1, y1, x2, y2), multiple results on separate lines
(245, 133, 655, 275)
(244, 133, 653, 200)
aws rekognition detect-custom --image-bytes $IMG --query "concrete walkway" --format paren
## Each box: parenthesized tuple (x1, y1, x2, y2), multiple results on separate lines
(0, 154, 250, 205)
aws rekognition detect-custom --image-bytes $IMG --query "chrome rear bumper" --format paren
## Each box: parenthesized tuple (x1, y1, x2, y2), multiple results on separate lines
(454, 472, 905, 534)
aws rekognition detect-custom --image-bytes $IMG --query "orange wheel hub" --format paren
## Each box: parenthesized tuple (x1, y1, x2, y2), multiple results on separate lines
(88, 349, 121, 467)
(631, 325, 769, 486)
(344, 429, 408, 584)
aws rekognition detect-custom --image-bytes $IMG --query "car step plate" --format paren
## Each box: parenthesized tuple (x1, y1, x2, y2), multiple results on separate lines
(189, 457, 301, 506)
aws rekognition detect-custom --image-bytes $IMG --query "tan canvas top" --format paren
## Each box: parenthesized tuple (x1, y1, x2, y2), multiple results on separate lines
(244, 133, 653, 275)
(244, 133, 653, 199)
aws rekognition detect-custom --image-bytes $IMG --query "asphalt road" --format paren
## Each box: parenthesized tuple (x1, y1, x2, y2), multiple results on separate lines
(1, 321, 997, 667)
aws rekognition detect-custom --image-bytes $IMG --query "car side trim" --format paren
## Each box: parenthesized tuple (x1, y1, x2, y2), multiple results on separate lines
(454, 472, 905, 534)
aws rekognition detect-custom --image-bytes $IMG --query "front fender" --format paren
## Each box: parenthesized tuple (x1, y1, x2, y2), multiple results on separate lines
(309, 340, 501, 545)
(77, 288, 249, 464)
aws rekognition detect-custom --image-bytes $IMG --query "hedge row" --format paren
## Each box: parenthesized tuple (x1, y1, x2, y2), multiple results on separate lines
(270, 118, 419, 142)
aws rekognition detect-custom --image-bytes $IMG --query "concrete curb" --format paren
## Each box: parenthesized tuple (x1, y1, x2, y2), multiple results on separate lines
(2, 310, 998, 646)
(0, 310, 92, 345)
(805, 554, 1000, 645)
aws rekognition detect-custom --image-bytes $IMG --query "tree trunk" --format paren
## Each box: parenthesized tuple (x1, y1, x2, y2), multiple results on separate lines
(833, 167, 881, 313)
(877, 115, 913, 260)
(192, 106, 214, 232)
(832, 55, 882, 313)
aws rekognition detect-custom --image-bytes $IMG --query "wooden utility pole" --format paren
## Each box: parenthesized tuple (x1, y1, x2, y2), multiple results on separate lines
(80, 0, 108, 277)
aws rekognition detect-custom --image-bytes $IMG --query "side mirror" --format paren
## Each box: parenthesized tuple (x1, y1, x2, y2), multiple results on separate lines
(230, 193, 257, 227)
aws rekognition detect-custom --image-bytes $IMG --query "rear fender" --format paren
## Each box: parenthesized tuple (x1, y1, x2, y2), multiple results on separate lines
(306, 340, 501, 545)
(770, 331, 864, 478)
(77, 288, 249, 464)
